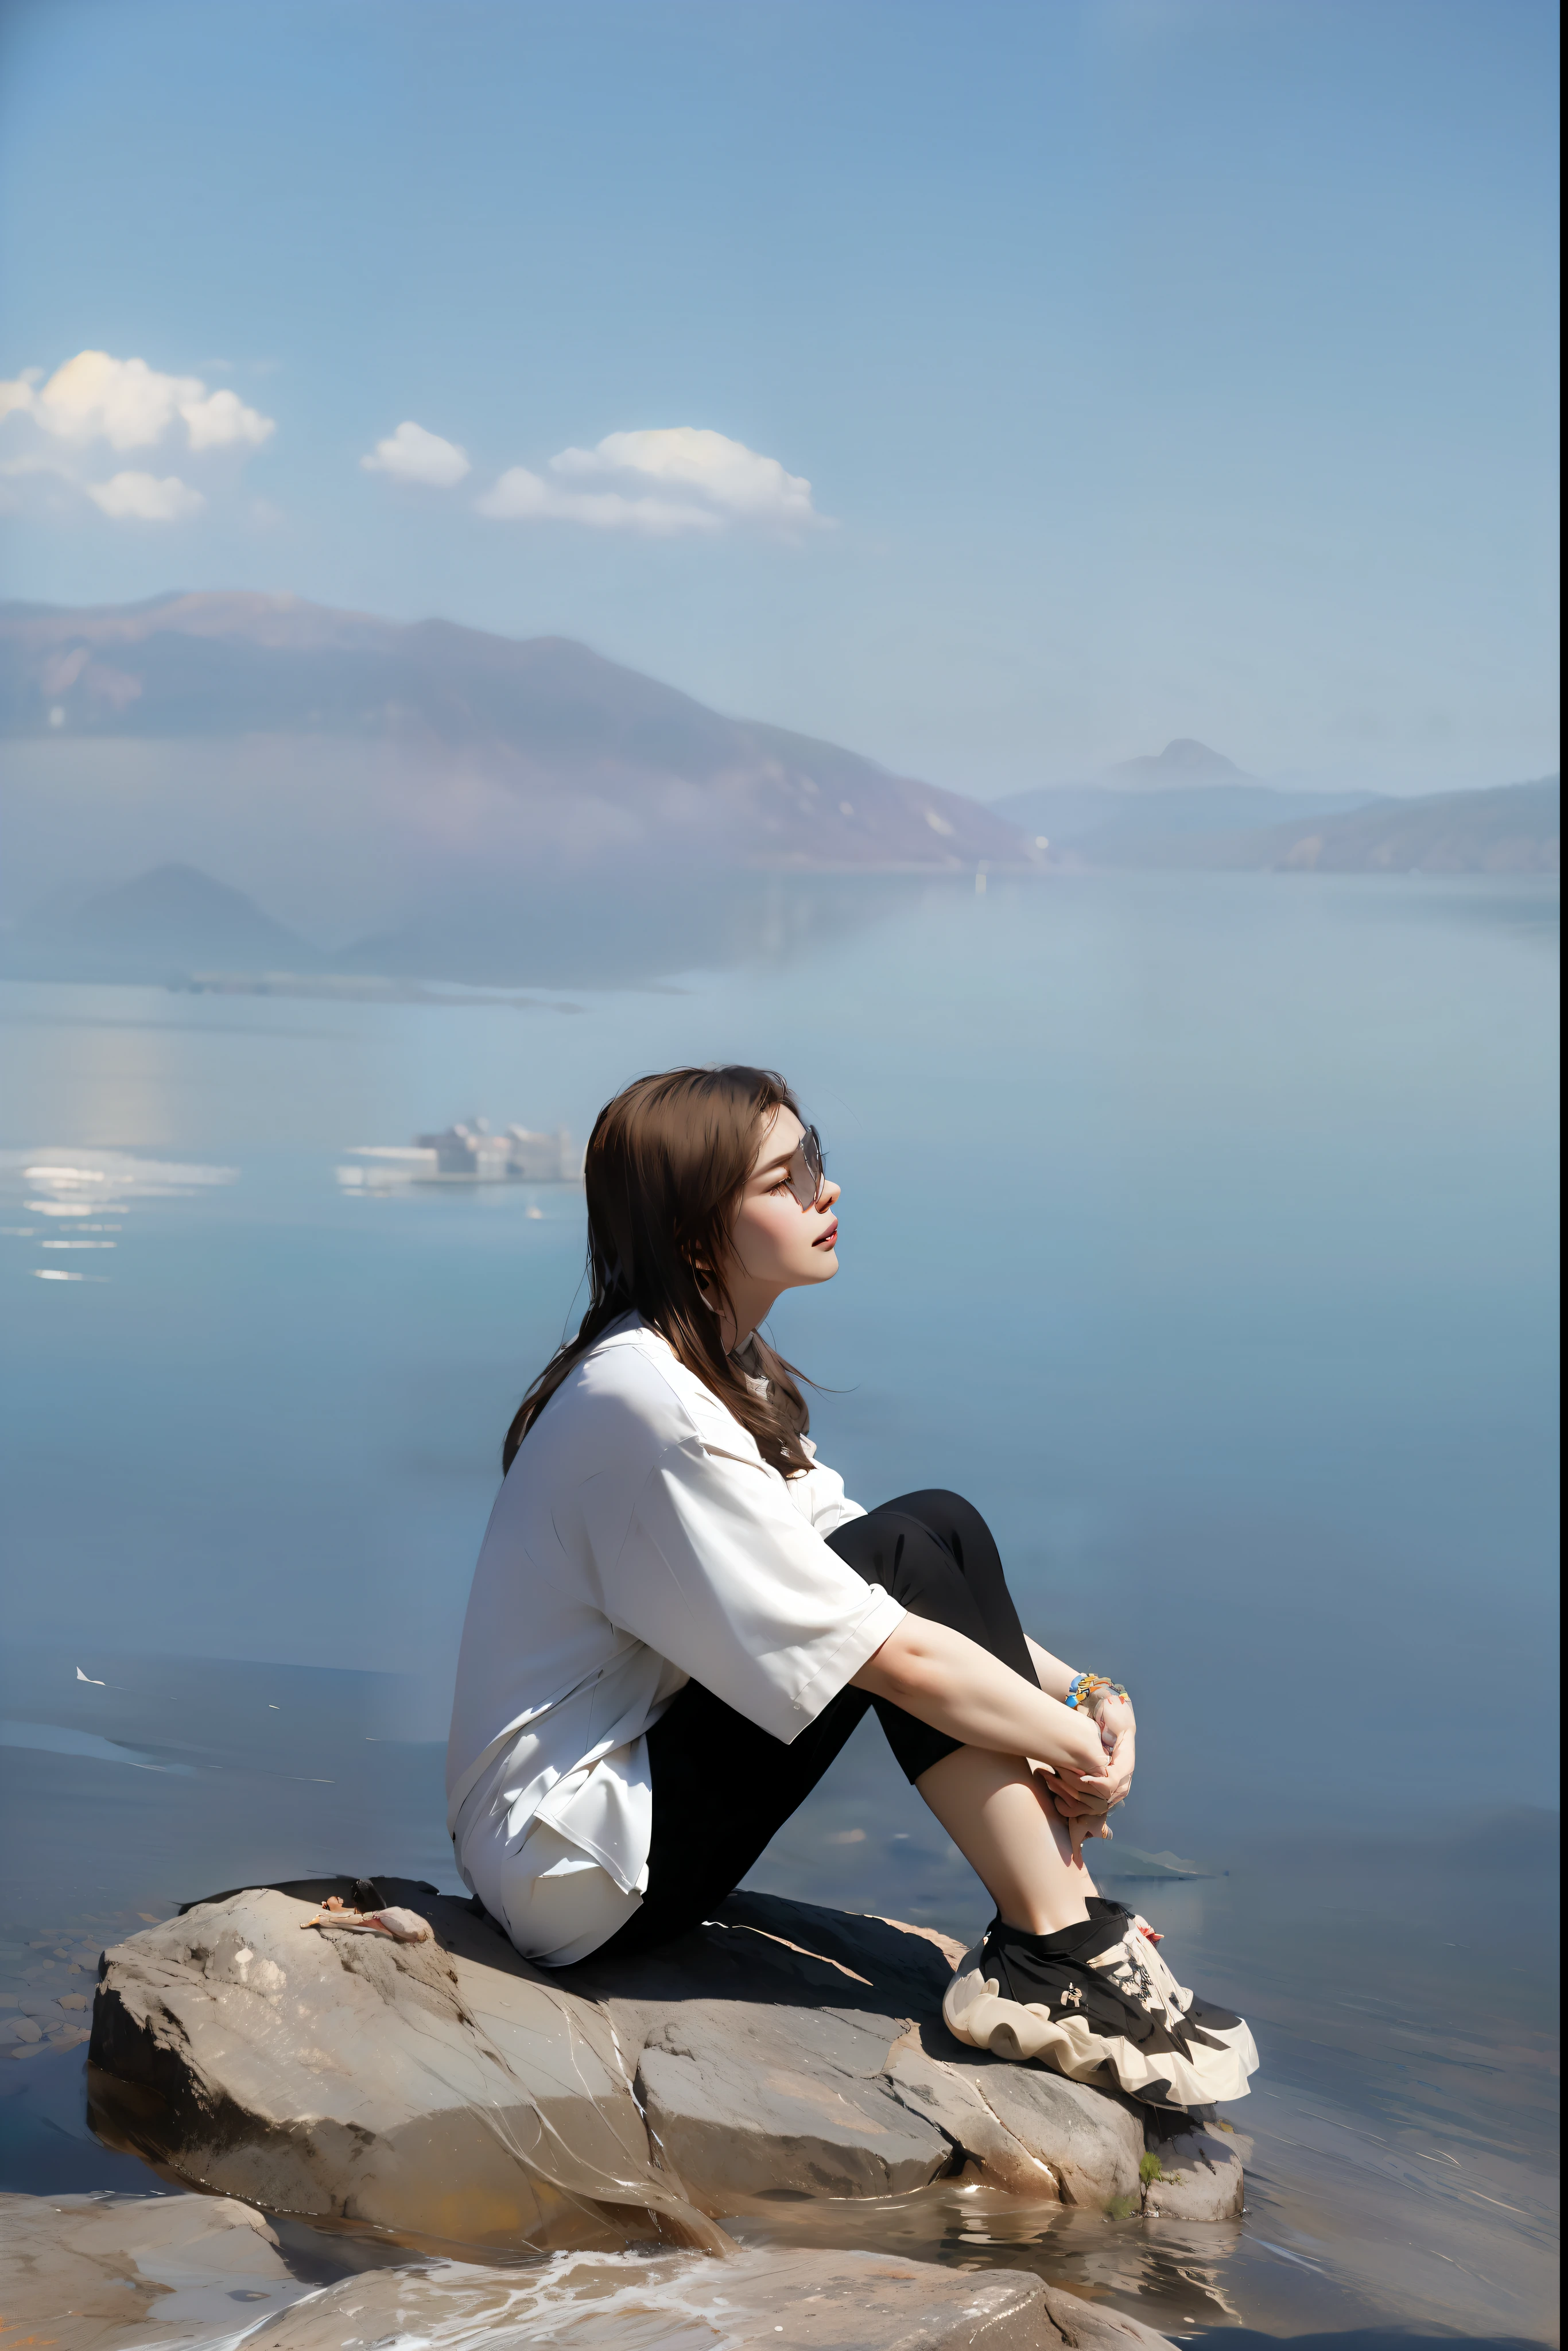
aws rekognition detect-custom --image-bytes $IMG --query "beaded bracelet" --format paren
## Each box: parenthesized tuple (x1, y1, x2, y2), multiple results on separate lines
(1067, 1672, 1132, 1712)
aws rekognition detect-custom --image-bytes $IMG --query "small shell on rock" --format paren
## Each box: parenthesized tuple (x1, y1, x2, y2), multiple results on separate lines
(372, 1907, 432, 1943)
(301, 1904, 432, 1943)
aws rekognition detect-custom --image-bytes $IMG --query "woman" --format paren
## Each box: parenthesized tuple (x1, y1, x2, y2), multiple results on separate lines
(447, 1066, 1256, 2109)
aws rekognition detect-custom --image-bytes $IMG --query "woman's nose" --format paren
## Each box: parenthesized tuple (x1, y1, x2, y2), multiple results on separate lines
(817, 1178, 841, 1211)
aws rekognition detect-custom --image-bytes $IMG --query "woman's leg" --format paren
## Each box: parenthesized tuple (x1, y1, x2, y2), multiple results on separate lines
(826, 1493, 1099, 1936)
(589, 1673, 873, 1959)
(914, 1748, 1093, 1935)
(592, 1488, 1092, 1963)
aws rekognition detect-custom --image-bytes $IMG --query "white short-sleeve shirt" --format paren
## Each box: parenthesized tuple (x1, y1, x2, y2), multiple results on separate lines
(445, 1314, 901, 1953)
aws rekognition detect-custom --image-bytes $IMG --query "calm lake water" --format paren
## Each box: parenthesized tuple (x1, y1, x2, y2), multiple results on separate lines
(0, 872, 1558, 2341)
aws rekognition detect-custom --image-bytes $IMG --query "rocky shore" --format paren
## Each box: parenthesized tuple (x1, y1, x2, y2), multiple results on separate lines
(1, 2188, 1182, 2350)
(4, 1876, 1250, 2347)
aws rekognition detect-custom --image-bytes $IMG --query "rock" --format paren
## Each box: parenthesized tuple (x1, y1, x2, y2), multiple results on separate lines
(883, 2029, 1066, 2195)
(636, 2003, 950, 2197)
(1138, 2116, 1246, 2222)
(0, 2190, 1170, 2351)
(88, 1881, 723, 2258)
(0, 2189, 309, 2349)
(1038, 2283, 1178, 2350)
(954, 2049, 1145, 2207)
(568, 1890, 1153, 2213)
(87, 1874, 1241, 2258)
(224, 2244, 1086, 2349)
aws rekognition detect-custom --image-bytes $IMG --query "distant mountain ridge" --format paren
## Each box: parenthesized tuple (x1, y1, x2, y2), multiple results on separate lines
(2, 600, 1554, 986)
(992, 736, 1385, 854)
(0, 592, 1028, 895)
(1101, 774, 1560, 875)
(995, 770, 1557, 875)
(994, 781, 1383, 851)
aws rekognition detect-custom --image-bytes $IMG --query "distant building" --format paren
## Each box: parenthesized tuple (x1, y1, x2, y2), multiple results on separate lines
(415, 1118, 514, 1178)
(338, 1117, 581, 1188)
(503, 1124, 581, 1181)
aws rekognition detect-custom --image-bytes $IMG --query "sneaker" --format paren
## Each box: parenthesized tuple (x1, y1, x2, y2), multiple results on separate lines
(941, 1897, 1259, 2108)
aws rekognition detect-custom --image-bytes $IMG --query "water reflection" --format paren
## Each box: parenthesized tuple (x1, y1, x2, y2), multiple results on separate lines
(0, 1147, 238, 1288)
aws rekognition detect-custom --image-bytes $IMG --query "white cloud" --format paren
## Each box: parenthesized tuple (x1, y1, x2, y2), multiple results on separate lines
(475, 426, 826, 538)
(0, 372, 41, 428)
(182, 385, 274, 451)
(0, 347, 273, 526)
(362, 420, 471, 488)
(85, 471, 207, 522)
(476, 465, 724, 536)
(0, 350, 274, 451)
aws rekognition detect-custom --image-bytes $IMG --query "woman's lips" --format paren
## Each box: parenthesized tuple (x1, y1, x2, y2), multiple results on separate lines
(813, 1220, 839, 1250)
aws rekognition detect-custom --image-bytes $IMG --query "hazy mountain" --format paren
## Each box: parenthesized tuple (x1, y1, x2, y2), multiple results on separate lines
(2, 862, 324, 982)
(1095, 775, 1561, 874)
(992, 736, 1384, 854)
(1096, 738, 1263, 793)
(0, 594, 1031, 949)
(994, 781, 1381, 850)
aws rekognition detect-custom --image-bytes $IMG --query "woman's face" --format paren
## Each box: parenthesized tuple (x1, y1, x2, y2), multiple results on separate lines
(724, 1105, 841, 1308)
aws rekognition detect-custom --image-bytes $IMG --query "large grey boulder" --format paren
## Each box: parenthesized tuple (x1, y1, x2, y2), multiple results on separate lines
(88, 1875, 1240, 2259)
(88, 1881, 721, 2257)
(0, 2190, 309, 2349)
(564, 1890, 1154, 2214)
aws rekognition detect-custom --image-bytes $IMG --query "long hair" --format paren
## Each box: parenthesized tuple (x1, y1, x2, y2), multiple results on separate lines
(502, 1065, 814, 1477)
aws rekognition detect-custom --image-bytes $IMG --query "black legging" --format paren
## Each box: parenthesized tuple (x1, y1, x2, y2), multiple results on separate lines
(594, 1488, 1037, 1958)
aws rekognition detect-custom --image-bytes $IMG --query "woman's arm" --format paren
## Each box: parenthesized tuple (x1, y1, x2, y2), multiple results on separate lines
(1023, 1635, 1079, 1704)
(852, 1619, 1112, 1786)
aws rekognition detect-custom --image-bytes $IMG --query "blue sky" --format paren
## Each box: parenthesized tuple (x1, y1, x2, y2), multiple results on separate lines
(0, 0, 1558, 794)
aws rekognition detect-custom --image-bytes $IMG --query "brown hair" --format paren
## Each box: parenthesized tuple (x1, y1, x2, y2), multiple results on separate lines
(502, 1065, 814, 1477)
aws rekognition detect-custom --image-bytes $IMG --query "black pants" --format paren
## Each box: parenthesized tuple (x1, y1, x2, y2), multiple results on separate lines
(594, 1488, 1037, 1958)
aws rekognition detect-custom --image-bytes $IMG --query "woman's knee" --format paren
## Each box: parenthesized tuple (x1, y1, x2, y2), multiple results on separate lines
(875, 1489, 998, 1576)
(834, 1491, 1032, 1683)
(829, 1508, 987, 1634)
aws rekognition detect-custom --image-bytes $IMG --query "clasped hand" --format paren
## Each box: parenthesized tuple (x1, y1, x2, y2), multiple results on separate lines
(1039, 1696, 1136, 1864)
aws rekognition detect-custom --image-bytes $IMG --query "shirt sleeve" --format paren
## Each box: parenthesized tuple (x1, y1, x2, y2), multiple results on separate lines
(590, 1432, 903, 1743)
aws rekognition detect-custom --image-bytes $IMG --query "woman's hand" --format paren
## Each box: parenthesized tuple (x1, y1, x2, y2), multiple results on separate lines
(1048, 1698, 1135, 1806)
(1091, 1692, 1136, 1753)
(1090, 1696, 1135, 1803)
(1041, 1701, 1135, 1860)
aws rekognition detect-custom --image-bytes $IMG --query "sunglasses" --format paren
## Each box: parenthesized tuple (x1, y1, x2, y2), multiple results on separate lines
(783, 1123, 827, 1209)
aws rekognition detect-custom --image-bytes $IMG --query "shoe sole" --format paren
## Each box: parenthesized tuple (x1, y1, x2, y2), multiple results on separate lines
(942, 1933, 1260, 2109)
